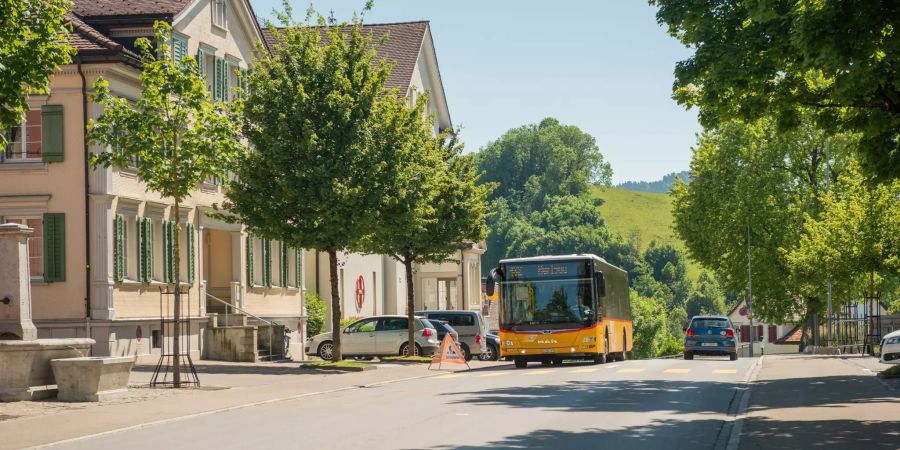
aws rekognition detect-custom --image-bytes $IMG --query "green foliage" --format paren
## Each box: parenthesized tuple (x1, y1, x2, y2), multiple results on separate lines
(652, 0, 900, 179)
(88, 22, 244, 202)
(305, 291, 327, 337)
(631, 292, 684, 358)
(0, 0, 74, 144)
(686, 272, 727, 318)
(340, 316, 364, 330)
(787, 161, 900, 300)
(672, 119, 849, 323)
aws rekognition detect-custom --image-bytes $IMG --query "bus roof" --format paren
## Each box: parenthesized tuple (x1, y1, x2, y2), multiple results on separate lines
(499, 254, 626, 273)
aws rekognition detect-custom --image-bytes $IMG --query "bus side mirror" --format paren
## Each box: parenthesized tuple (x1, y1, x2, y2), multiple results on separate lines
(486, 268, 498, 297)
(595, 272, 606, 297)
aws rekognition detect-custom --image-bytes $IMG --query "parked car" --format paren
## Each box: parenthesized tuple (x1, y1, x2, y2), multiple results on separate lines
(479, 333, 500, 361)
(427, 319, 460, 347)
(684, 315, 739, 361)
(880, 329, 900, 363)
(416, 310, 488, 361)
(305, 315, 439, 360)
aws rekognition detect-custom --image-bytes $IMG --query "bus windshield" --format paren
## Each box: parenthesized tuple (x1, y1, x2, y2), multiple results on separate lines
(500, 260, 594, 331)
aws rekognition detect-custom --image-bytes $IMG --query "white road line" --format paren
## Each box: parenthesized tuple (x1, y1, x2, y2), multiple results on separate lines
(570, 368, 600, 374)
(604, 364, 620, 369)
(522, 370, 547, 375)
(617, 368, 645, 373)
(663, 368, 691, 374)
(434, 374, 464, 379)
(713, 369, 738, 374)
(477, 372, 509, 377)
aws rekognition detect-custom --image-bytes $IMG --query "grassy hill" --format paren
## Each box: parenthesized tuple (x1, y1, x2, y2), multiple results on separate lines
(591, 186, 702, 280)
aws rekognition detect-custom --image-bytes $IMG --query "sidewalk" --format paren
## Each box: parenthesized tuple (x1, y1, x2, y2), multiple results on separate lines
(0, 359, 482, 450)
(739, 354, 900, 449)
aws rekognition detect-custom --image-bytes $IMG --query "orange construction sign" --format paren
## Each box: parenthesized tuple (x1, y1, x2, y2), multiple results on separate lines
(428, 334, 470, 370)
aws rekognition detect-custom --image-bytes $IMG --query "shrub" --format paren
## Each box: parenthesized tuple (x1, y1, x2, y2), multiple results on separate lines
(305, 291, 326, 337)
(340, 316, 364, 329)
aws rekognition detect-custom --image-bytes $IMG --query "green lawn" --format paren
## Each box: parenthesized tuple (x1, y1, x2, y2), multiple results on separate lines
(592, 186, 702, 280)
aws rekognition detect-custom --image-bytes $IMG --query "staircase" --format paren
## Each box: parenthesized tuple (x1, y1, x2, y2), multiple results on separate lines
(205, 294, 290, 363)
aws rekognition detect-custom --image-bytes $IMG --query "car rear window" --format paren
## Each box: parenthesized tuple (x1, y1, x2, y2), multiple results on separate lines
(691, 318, 730, 329)
(429, 314, 475, 327)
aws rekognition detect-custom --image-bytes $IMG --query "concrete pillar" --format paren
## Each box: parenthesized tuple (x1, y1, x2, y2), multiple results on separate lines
(0, 223, 38, 341)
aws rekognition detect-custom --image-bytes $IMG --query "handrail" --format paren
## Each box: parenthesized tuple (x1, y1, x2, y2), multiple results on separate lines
(206, 292, 279, 327)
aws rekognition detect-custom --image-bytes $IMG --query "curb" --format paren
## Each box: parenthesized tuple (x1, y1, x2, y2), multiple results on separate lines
(719, 355, 763, 450)
(28, 371, 446, 449)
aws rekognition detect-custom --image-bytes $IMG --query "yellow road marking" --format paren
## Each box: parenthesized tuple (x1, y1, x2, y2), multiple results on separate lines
(570, 368, 600, 374)
(522, 370, 547, 375)
(433, 374, 463, 379)
(663, 368, 691, 374)
(617, 368, 645, 373)
(477, 372, 509, 377)
(713, 369, 737, 374)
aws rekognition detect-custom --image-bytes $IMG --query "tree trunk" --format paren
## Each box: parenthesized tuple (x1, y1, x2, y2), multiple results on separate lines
(173, 199, 182, 387)
(404, 258, 416, 357)
(328, 247, 342, 361)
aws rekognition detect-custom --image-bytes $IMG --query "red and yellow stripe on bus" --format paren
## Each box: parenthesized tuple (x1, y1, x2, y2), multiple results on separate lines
(499, 318, 633, 358)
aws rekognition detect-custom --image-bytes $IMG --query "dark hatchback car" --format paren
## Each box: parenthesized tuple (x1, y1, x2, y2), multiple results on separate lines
(684, 315, 739, 361)
(426, 319, 460, 347)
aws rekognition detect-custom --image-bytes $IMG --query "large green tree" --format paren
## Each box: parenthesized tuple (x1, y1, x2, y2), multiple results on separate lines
(364, 93, 489, 357)
(223, 7, 392, 362)
(672, 119, 851, 324)
(1, 0, 74, 144)
(652, 0, 900, 179)
(88, 22, 244, 386)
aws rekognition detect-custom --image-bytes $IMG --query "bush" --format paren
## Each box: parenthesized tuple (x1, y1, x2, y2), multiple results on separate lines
(305, 291, 326, 337)
(340, 316, 364, 329)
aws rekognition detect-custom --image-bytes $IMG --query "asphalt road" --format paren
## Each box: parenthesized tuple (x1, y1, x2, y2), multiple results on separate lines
(52, 356, 758, 450)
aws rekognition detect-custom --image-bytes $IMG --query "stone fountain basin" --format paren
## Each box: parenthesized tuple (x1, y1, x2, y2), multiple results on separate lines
(50, 356, 136, 402)
(0, 338, 95, 401)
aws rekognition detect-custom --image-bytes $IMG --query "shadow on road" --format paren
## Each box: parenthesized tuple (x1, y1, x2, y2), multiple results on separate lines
(739, 418, 900, 449)
(132, 363, 304, 376)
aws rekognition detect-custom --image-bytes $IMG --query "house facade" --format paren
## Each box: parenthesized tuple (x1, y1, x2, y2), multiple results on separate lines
(1, 0, 306, 363)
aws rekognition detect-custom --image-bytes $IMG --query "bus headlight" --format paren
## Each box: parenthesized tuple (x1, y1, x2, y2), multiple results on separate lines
(571, 347, 576, 352)
(520, 350, 526, 354)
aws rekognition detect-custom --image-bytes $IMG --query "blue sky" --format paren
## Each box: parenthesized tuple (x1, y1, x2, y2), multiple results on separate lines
(250, 1, 701, 184)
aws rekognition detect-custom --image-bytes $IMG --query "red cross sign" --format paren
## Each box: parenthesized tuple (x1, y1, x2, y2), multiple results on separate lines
(355, 275, 365, 312)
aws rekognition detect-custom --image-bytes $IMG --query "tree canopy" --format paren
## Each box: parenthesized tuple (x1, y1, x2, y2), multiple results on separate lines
(0, 0, 74, 144)
(652, 0, 900, 179)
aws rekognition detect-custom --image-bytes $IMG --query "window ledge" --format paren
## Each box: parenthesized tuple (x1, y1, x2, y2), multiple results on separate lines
(0, 161, 48, 173)
(30, 278, 48, 285)
(117, 168, 138, 179)
(212, 22, 228, 33)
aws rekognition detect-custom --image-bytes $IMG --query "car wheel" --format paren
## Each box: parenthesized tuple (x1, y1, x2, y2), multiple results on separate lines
(684, 351, 694, 360)
(400, 342, 422, 357)
(730, 352, 738, 361)
(460, 344, 472, 361)
(489, 344, 500, 361)
(317, 341, 334, 361)
(514, 357, 527, 368)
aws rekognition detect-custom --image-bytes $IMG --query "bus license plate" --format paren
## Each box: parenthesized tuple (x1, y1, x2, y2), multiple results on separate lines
(702, 342, 717, 347)
(541, 349, 556, 353)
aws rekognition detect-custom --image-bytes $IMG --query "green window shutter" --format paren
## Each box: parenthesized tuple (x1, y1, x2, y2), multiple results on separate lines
(280, 241, 287, 287)
(136, 218, 144, 282)
(197, 50, 206, 77)
(187, 223, 195, 284)
(246, 234, 254, 285)
(145, 218, 154, 282)
(295, 248, 302, 289)
(113, 215, 124, 282)
(262, 239, 271, 288)
(41, 105, 64, 163)
(162, 221, 170, 283)
(173, 36, 187, 64)
(213, 58, 223, 101)
(42, 213, 66, 282)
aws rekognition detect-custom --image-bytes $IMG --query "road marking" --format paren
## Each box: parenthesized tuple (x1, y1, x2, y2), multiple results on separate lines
(477, 372, 509, 377)
(605, 364, 620, 369)
(570, 368, 600, 374)
(522, 370, 547, 375)
(434, 374, 463, 379)
(617, 368, 645, 373)
(713, 369, 737, 374)
(663, 368, 691, 374)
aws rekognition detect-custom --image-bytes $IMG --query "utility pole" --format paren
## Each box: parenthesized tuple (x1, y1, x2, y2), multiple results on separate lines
(825, 139, 832, 347)
(747, 222, 754, 357)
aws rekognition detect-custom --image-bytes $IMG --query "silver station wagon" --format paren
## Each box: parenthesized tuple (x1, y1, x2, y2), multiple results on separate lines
(305, 315, 440, 360)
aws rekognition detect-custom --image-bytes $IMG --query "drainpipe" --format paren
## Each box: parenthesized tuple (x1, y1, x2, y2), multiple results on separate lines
(77, 60, 92, 346)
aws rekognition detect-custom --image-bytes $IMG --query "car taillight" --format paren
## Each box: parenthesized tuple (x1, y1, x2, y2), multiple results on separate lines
(686, 328, 695, 337)
(476, 335, 482, 345)
(422, 328, 434, 337)
(725, 329, 734, 337)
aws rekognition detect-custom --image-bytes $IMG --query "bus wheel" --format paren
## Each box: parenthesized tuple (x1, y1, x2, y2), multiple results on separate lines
(551, 358, 563, 366)
(621, 330, 628, 361)
(541, 360, 552, 366)
(592, 353, 607, 364)
(514, 357, 527, 368)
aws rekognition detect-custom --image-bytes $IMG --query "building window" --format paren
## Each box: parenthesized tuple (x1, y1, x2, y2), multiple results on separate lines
(212, 0, 227, 29)
(3, 109, 42, 161)
(1, 216, 43, 278)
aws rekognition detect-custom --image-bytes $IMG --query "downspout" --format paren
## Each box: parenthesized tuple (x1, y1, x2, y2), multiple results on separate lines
(77, 60, 92, 346)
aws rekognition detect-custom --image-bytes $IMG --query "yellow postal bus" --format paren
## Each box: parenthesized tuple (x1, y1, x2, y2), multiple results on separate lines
(485, 254, 632, 368)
